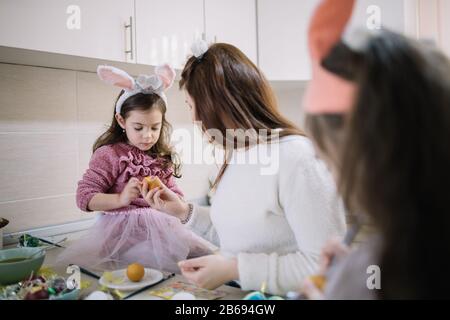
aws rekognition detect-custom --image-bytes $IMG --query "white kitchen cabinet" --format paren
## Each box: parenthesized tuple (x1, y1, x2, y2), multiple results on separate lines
(258, 0, 408, 81)
(348, 0, 450, 57)
(348, 0, 405, 33)
(257, 0, 319, 81)
(440, 0, 450, 56)
(204, 0, 258, 65)
(410, 0, 450, 57)
(0, 0, 136, 63)
(135, 0, 204, 70)
(403, 0, 450, 57)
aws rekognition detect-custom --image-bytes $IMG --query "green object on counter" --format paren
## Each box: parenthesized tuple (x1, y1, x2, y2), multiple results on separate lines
(49, 289, 80, 300)
(243, 291, 266, 300)
(0, 247, 45, 285)
(19, 234, 41, 247)
(243, 291, 285, 300)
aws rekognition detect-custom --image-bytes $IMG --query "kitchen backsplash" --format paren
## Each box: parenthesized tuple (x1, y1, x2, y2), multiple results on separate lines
(0, 62, 306, 234)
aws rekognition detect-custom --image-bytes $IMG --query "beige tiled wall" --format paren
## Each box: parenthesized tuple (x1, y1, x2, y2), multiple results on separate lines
(0, 64, 83, 233)
(0, 63, 305, 234)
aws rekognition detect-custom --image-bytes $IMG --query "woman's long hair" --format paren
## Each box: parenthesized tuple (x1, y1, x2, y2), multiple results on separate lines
(93, 92, 181, 177)
(180, 43, 304, 188)
(306, 31, 450, 299)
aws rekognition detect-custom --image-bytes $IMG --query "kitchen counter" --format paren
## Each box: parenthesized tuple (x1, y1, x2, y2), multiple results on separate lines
(32, 242, 250, 300)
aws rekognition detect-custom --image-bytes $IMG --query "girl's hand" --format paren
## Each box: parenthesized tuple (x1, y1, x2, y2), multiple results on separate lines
(141, 178, 189, 220)
(301, 237, 350, 299)
(178, 255, 239, 290)
(118, 177, 142, 207)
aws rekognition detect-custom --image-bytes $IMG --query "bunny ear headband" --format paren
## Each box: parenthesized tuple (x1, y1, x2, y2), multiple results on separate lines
(97, 64, 176, 114)
(303, 0, 358, 114)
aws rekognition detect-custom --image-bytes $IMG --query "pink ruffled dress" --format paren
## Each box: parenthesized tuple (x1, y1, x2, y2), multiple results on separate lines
(57, 143, 213, 273)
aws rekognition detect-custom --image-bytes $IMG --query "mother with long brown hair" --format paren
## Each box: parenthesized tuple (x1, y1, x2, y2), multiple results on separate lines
(141, 42, 346, 295)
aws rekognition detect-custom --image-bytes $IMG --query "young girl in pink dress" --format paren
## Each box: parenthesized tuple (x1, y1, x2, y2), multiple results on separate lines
(57, 64, 212, 273)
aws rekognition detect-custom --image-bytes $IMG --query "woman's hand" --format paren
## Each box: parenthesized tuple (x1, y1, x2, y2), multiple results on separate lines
(301, 237, 350, 299)
(178, 255, 239, 290)
(317, 236, 350, 275)
(301, 277, 325, 300)
(118, 177, 142, 207)
(141, 177, 190, 219)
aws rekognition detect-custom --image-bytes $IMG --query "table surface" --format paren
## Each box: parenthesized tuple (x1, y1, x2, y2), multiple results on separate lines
(37, 244, 250, 300)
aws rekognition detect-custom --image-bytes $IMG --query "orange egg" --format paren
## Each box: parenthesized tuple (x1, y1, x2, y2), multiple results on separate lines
(309, 275, 327, 291)
(126, 263, 145, 282)
(144, 176, 162, 190)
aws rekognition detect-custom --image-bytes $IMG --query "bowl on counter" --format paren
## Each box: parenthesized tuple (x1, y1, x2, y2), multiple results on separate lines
(0, 247, 45, 285)
(0, 218, 9, 249)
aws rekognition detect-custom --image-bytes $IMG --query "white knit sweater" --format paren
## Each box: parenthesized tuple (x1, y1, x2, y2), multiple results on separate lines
(186, 135, 346, 295)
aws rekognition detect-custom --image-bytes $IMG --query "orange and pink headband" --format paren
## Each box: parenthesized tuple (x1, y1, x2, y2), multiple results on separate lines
(303, 0, 358, 114)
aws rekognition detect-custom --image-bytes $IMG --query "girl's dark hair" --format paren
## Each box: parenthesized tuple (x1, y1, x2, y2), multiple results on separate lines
(306, 31, 450, 299)
(180, 43, 305, 188)
(93, 91, 181, 177)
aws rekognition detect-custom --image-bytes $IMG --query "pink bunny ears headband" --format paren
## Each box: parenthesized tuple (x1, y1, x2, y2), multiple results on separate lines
(303, 0, 358, 114)
(97, 64, 176, 114)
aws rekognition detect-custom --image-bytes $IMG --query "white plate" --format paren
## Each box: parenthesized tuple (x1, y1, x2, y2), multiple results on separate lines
(98, 268, 163, 291)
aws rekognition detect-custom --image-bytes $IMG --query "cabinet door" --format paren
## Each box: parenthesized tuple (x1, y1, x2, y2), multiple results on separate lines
(415, 0, 450, 57)
(135, 0, 204, 69)
(348, 0, 405, 33)
(440, 0, 450, 56)
(0, 0, 135, 62)
(257, 0, 319, 81)
(404, 0, 450, 57)
(204, 0, 257, 65)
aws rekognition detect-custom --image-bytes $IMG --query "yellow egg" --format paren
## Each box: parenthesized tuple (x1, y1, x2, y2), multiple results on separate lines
(309, 275, 327, 291)
(126, 263, 145, 282)
(144, 176, 162, 190)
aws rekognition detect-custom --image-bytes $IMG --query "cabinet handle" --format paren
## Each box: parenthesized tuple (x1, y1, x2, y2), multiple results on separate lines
(124, 16, 134, 61)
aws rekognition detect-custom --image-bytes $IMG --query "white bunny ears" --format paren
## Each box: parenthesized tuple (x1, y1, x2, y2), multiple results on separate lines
(97, 64, 176, 114)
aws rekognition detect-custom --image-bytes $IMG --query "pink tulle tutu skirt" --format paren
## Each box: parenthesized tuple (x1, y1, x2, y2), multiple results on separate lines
(56, 207, 214, 273)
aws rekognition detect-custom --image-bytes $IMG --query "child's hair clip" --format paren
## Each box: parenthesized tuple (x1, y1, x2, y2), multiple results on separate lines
(97, 64, 176, 114)
(191, 39, 209, 60)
